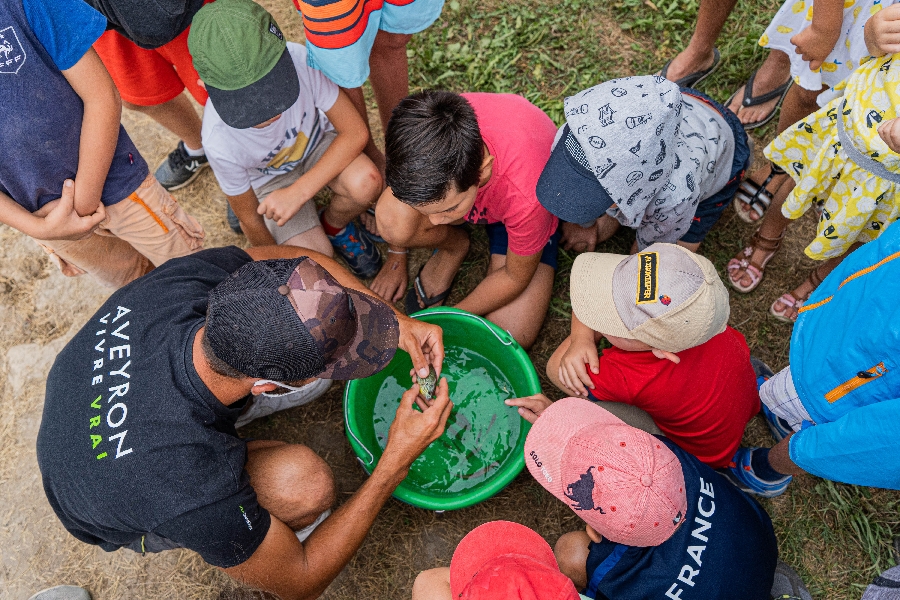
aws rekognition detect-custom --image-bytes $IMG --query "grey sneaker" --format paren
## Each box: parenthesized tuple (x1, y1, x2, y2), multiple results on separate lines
(154, 141, 209, 191)
(226, 204, 243, 234)
(28, 586, 91, 600)
(770, 561, 812, 600)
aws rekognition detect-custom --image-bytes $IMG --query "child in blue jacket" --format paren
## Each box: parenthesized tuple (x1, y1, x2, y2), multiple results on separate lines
(727, 221, 900, 493)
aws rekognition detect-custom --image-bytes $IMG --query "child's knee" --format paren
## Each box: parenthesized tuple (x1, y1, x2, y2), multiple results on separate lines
(412, 567, 451, 600)
(554, 531, 591, 590)
(375, 199, 419, 246)
(344, 161, 383, 205)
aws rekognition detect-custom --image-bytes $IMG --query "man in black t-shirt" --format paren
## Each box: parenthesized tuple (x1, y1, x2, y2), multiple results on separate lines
(37, 245, 450, 600)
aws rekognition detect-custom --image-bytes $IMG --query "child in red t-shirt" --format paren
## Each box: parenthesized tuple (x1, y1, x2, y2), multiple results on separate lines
(372, 90, 559, 349)
(545, 243, 759, 468)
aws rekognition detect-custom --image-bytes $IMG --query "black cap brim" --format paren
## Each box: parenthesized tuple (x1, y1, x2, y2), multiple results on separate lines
(536, 126, 614, 224)
(206, 48, 300, 129)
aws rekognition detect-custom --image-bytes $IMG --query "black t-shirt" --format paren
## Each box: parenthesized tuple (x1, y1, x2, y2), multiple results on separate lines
(583, 438, 778, 600)
(85, 0, 205, 49)
(37, 247, 271, 568)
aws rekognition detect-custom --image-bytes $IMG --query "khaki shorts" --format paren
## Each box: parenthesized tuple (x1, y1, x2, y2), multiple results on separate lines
(35, 174, 205, 289)
(256, 130, 336, 245)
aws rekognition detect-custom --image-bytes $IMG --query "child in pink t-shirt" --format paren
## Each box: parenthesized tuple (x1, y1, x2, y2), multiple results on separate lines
(372, 90, 559, 349)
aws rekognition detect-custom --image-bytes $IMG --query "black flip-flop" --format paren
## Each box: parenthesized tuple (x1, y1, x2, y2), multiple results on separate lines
(404, 263, 454, 315)
(727, 70, 793, 130)
(659, 48, 721, 88)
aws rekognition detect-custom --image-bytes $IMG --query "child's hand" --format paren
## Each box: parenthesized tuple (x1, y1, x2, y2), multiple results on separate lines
(878, 117, 900, 153)
(561, 220, 600, 252)
(37, 180, 106, 240)
(865, 4, 900, 57)
(505, 394, 553, 424)
(559, 335, 600, 398)
(257, 185, 314, 227)
(791, 24, 840, 71)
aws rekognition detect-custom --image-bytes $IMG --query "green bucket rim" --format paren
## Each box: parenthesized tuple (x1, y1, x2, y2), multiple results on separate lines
(343, 307, 539, 511)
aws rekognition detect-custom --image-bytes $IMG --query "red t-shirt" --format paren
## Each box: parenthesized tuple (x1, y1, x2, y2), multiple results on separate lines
(586, 326, 759, 468)
(461, 93, 559, 256)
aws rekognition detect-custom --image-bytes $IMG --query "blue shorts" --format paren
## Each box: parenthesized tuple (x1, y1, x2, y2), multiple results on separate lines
(485, 222, 561, 270)
(300, 0, 445, 88)
(679, 89, 751, 244)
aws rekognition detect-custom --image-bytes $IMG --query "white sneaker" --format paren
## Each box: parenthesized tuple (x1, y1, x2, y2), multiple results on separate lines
(236, 378, 333, 428)
(28, 587, 91, 600)
(295, 508, 332, 543)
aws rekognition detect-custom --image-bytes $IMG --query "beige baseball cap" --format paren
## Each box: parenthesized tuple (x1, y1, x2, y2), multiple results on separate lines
(569, 243, 729, 353)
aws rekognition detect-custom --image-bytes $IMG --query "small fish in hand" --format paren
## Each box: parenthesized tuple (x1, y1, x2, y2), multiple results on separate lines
(417, 365, 438, 401)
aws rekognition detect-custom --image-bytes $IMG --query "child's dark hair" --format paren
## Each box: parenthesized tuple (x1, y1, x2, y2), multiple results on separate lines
(385, 90, 484, 205)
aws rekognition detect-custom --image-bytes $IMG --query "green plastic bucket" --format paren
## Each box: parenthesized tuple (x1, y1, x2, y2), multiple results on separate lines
(344, 307, 540, 510)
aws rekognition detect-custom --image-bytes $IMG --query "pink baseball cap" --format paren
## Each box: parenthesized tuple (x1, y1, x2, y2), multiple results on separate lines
(449, 521, 580, 600)
(524, 398, 687, 547)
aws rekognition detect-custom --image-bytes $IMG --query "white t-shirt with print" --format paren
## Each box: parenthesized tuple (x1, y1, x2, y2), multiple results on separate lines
(201, 42, 339, 196)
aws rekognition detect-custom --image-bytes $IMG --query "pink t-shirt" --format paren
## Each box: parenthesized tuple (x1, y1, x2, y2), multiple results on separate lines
(462, 93, 559, 256)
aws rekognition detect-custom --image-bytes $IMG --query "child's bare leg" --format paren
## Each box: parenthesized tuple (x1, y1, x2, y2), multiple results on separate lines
(483, 257, 555, 350)
(324, 154, 382, 229)
(663, 0, 737, 82)
(374, 195, 470, 306)
(555, 531, 591, 591)
(411, 567, 451, 600)
(727, 51, 792, 127)
(369, 31, 413, 132)
(729, 178, 795, 288)
(124, 92, 202, 151)
(736, 83, 822, 220)
(283, 226, 334, 257)
(771, 243, 861, 320)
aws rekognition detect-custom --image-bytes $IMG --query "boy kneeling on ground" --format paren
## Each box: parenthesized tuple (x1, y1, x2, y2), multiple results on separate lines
(547, 243, 760, 475)
(189, 0, 383, 279)
(537, 75, 749, 254)
(372, 90, 559, 349)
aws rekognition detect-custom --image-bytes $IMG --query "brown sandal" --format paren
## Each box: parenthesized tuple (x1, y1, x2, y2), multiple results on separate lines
(726, 229, 785, 293)
(770, 264, 826, 323)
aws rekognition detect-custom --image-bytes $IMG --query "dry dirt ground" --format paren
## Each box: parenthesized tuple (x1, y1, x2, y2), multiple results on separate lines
(1, 1, 898, 599)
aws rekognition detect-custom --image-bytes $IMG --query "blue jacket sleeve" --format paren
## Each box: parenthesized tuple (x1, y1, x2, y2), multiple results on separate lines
(23, 0, 107, 70)
(789, 399, 900, 490)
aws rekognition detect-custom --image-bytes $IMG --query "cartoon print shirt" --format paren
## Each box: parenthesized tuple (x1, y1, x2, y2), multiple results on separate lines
(202, 42, 339, 197)
(461, 93, 560, 257)
(0, 0, 149, 212)
(37, 247, 271, 569)
(582, 438, 778, 600)
(565, 77, 733, 249)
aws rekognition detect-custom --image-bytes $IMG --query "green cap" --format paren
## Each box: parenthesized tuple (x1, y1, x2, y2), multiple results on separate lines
(188, 0, 300, 128)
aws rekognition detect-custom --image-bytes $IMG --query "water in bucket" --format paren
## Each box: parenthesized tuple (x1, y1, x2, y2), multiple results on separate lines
(371, 346, 521, 494)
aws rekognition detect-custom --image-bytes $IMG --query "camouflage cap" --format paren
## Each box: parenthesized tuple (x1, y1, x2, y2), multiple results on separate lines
(206, 257, 399, 381)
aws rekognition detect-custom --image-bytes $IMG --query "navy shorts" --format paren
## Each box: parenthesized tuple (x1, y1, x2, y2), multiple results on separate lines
(485, 222, 561, 270)
(679, 89, 752, 244)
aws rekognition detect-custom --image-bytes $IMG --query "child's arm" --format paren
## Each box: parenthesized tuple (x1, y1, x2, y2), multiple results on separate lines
(789, 0, 844, 71)
(455, 249, 540, 316)
(558, 313, 601, 397)
(61, 48, 122, 218)
(227, 188, 277, 247)
(258, 90, 369, 226)
(0, 180, 106, 241)
(505, 393, 553, 424)
(865, 3, 900, 56)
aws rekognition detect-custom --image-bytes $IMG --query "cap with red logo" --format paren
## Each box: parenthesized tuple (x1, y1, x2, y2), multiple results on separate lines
(449, 521, 581, 600)
(524, 397, 687, 547)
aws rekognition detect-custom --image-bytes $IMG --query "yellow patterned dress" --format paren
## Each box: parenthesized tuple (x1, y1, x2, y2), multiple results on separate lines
(765, 54, 900, 259)
(760, 0, 895, 102)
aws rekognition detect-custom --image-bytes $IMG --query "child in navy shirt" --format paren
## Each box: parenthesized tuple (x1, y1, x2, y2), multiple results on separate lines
(0, 0, 204, 289)
(511, 396, 779, 600)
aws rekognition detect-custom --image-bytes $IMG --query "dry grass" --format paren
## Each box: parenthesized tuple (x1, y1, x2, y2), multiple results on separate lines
(1, 0, 898, 598)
